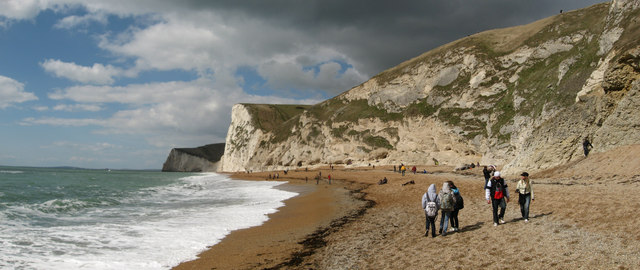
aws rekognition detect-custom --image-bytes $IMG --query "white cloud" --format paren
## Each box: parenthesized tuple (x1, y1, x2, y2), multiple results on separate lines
(32, 106, 49, 111)
(0, 75, 38, 109)
(94, 12, 367, 95)
(20, 117, 103, 127)
(32, 78, 321, 148)
(258, 60, 367, 95)
(53, 104, 103, 112)
(48, 141, 122, 151)
(0, 0, 48, 20)
(54, 12, 108, 29)
(41, 59, 125, 85)
(99, 20, 223, 72)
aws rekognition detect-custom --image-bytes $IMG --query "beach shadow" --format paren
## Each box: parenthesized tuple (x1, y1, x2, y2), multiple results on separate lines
(531, 211, 553, 219)
(509, 211, 554, 223)
(458, 222, 484, 233)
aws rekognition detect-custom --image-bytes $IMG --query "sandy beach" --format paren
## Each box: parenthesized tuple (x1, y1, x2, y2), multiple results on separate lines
(175, 145, 640, 269)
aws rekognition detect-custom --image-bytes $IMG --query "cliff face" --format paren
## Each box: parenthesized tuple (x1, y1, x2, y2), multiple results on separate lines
(162, 143, 225, 172)
(219, 0, 640, 174)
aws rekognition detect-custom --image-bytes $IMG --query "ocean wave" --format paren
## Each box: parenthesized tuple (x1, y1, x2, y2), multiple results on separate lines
(0, 170, 23, 174)
(36, 198, 121, 214)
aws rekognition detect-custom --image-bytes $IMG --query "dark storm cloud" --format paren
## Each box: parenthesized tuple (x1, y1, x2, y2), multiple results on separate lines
(186, 0, 606, 76)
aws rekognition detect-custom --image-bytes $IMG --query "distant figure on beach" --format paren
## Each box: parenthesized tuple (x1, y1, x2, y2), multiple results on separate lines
(482, 166, 495, 189)
(486, 171, 510, 226)
(378, 177, 388, 185)
(438, 182, 454, 236)
(583, 137, 593, 156)
(328, 174, 331, 184)
(401, 165, 406, 176)
(412, 166, 417, 174)
(448, 181, 463, 232)
(421, 184, 439, 238)
(516, 172, 534, 223)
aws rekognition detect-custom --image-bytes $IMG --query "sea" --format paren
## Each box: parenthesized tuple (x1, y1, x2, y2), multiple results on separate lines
(0, 166, 298, 270)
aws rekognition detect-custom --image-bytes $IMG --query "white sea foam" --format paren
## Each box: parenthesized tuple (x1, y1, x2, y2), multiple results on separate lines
(0, 173, 297, 270)
(0, 170, 23, 174)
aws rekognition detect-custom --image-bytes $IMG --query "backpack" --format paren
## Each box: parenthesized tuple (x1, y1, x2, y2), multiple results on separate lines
(493, 179, 505, 199)
(425, 201, 437, 217)
(454, 192, 464, 210)
(440, 191, 454, 211)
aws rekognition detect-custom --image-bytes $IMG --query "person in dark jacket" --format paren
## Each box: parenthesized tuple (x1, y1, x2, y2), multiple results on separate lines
(583, 137, 593, 156)
(482, 165, 495, 189)
(485, 171, 510, 226)
(448, 181, 463, 232)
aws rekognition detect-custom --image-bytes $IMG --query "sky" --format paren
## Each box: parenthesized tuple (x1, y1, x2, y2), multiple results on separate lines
(0, 0, 606, 170)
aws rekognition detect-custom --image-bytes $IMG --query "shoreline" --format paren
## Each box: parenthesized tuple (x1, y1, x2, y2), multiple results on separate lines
(174, 154, 640, 269)
(173, 168, 368, 269)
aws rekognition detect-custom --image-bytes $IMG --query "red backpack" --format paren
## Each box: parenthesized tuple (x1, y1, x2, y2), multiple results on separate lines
(493, 179, 505, 199)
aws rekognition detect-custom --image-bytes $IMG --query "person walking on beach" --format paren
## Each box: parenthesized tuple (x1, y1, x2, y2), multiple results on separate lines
(516, 172, 534, 223)
(482, 166, 492, 189)
(448, 181, 463, 232)
(583, 137, 593, 157)
(485, 171, 510, 226)
(401, 165, 406, 176)
(421, 184, 439, 238)
(412, 166, 417, 174)
(438, 182, 454, 236)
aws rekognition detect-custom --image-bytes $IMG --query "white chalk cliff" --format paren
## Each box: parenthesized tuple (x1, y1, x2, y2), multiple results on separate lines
(217, 0, 640, 175)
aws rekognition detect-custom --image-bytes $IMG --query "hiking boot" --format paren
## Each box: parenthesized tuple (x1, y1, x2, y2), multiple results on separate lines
(493, 223, 498, 226)
(524, 219, 529, 223)
(499, 219, 505, 224)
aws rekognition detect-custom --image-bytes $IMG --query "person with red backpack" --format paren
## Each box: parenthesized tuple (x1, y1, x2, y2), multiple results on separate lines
(485, 171, 510, 226)
(421, 184, 439, 238)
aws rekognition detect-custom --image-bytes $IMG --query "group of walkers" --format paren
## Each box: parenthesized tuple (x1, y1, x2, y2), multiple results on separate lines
(421, 169, 534, 237)
(421, 181, 464, 237)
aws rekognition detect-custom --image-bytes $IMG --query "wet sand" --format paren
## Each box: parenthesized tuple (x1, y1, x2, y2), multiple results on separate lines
(174, 170, 368, 270)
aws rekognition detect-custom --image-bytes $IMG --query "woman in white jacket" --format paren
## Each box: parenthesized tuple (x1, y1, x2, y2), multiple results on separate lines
(421, 184, 439, 238)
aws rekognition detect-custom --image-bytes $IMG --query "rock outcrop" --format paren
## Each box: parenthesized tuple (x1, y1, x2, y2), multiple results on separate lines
(216, 0, 640, 175)
(162, 143, 225, 172)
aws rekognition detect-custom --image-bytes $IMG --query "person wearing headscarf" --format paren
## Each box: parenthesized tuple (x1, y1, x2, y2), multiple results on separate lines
(438, 182, 454, 236)
(421, 184, 439, 237)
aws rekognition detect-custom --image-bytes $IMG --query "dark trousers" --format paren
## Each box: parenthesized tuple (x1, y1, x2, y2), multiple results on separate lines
(491, 198, 506, 224)
(450, 209, 459, 229)
(425, 214, 436, 237)
(519, 193, 531, 219)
